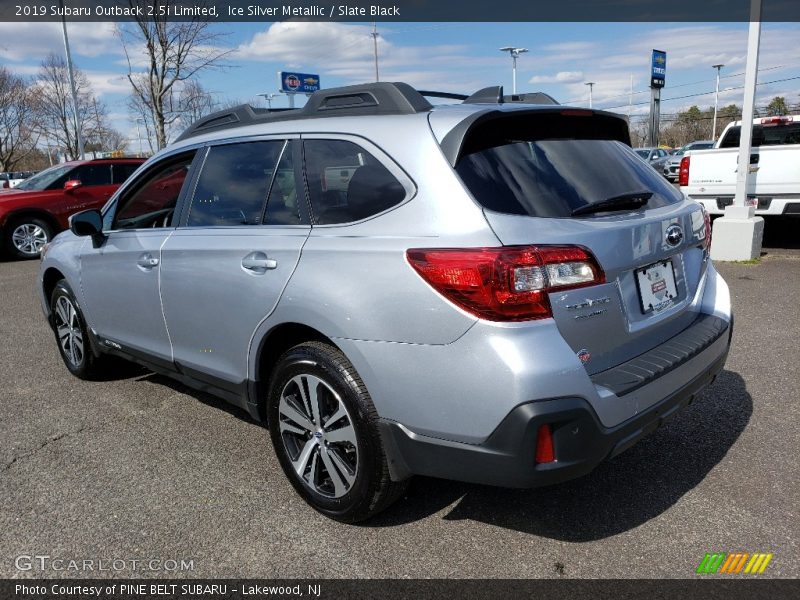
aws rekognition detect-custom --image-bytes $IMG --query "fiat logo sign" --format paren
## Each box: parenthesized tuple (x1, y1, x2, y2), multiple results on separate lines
(665, 224, 684, 247)
(284, 74, 301, 91)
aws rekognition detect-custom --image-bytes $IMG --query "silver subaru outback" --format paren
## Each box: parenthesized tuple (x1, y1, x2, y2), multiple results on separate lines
(38, 82, 732, 522)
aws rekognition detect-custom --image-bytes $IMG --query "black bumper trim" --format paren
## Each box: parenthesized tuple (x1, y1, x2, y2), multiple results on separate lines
(380, 319, 731, 488)
(590, 313, 729, 397)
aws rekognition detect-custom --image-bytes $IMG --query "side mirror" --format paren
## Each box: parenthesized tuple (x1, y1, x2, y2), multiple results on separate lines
(69, 209, 104, 246)
(64, 180, 82, 192)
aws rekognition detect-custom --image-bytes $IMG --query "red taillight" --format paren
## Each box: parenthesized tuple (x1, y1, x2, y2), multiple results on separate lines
(702, 206, 712, 252)
(535, 424, 556, 464)
(761, 116, 789, 126)
(406, 245, 605, 322)
(678, 155, 690, 187)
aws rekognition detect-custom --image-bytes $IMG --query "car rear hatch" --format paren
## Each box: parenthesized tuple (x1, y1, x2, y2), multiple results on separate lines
(432, 106, 710, 375)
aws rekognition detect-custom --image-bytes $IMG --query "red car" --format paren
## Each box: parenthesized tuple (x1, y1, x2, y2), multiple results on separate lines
(0, 158, 144, 259)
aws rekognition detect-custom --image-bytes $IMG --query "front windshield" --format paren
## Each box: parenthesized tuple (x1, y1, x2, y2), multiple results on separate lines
(14, 164, 73, 191)
(634, 149, 650, 159)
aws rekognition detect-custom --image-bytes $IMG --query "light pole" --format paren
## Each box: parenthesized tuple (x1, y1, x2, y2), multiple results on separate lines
(371, 22, 380, 82)
(585, 81, 595, 108)
(59, 0, 84, 160)
(499, 47, 528, 94)
(257, 93, 276, 108)
(134, 118, 144, 157)
(711, 64, 725, 141)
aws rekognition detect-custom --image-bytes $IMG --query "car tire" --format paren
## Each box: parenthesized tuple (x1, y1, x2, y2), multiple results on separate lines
(5, 217, 52, 260)
(267, 341, 408, 523)
(50, 280, 103, 380)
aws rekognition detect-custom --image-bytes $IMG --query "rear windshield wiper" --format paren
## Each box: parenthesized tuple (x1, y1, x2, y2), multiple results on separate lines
(571, 191, 653, 217)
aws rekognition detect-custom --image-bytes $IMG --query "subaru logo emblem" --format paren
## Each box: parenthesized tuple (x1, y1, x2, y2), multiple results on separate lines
(665, 224, 684, 247)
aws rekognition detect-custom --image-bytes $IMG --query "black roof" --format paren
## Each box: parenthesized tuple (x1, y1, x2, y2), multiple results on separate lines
(175, 82, 561, 143)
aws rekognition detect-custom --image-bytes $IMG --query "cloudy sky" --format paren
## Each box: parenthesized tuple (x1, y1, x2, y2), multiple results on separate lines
(1, 20, 798, 146)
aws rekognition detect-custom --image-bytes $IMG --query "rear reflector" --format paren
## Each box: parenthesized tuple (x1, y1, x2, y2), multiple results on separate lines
(679, 155, 690, 187)
(406, 245, 604, 321)
(535, 424, 556, 464)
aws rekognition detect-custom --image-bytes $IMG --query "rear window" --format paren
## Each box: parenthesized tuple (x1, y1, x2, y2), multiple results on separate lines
(455, 137, 682, 218)
(719, 122, 800, 148)
(303, 139, 406, 225)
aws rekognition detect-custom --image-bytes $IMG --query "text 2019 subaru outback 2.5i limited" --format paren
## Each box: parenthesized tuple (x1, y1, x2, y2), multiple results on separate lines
(38, 83, 732, 522)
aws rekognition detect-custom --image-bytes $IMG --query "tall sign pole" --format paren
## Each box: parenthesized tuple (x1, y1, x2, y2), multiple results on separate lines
(710, 0, 764, 262)
(734, 4, 761, 208)
(648, 50, 666, 147)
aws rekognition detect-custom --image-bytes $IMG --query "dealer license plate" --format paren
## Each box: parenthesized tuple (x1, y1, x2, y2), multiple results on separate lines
(636, 260, 678, 313)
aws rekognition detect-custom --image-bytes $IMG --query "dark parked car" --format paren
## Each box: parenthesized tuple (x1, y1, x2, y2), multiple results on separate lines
(0, 158, 144, 259)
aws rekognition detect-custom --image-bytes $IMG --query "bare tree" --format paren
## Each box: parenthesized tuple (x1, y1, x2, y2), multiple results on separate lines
(34, 54, 107, 160)
(628, 115, 650, 147)
(118, 1, 231, 149)
(0, 67, 38, 171)
(178, 79, 218, 125)
(127, 92, 158, 155)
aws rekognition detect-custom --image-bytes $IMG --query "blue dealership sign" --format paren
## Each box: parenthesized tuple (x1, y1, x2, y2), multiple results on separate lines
(651, 50, 666, 89)
(280, 71, 321, 94)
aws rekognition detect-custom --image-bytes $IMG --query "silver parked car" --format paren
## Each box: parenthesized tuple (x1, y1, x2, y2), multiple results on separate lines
(38, 83, 732, 522)
(663, 141, 715, 181)
(634, 146, 672, 175)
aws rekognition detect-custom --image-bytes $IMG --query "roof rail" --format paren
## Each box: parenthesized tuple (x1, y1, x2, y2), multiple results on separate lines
(175, 82, 559, 143)
(175, 82, 433, 142)
(418, 90, 469, 101)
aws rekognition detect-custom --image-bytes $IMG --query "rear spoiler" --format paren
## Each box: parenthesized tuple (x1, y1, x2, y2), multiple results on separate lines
(439, 108, 632, 167)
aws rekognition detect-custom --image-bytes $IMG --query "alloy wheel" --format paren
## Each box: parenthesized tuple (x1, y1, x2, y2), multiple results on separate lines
(11, 223, 48, 256)
(278, 374, 359, 498)
(54, 296, 84, 368)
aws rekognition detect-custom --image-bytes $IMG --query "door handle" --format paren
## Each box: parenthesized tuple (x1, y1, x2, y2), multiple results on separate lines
(137, 253, 159, 269)
(242, 252, 277, 273)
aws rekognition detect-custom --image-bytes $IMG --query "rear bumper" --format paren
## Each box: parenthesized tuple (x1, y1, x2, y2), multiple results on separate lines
(380, 313, 731, 488)
(693, 196, 800, 216)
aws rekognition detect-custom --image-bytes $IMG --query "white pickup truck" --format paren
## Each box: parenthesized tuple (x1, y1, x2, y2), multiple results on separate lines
(679, 115, 800, 216)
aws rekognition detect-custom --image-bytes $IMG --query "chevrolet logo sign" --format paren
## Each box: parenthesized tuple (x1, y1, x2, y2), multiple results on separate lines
(654, 55, 666, 64)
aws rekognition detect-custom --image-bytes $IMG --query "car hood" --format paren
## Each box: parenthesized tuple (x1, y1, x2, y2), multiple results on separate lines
(0, 188, 47, 202)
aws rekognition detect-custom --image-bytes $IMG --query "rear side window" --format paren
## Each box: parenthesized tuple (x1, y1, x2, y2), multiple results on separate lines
(112, 163, 140, 184)
(303, 139, 406, 225)
(187, 141, 284, 227)
(719, 122, 800, 148)
(455, 132, 681, 218)
(73, 164, 111, 186)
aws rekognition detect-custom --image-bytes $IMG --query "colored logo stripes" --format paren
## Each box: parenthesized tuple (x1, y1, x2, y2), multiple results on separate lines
(696, 553, 774, 574)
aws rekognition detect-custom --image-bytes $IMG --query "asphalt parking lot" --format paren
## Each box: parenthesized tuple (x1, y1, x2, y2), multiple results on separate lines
(1, 225, 798, 579)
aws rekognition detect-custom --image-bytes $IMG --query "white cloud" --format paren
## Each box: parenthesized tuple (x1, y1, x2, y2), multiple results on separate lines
(235, 22, 479, 91)
(85, 72, 130, 96)
(0, 21, 119, 62)
(530, 71, 584, 84)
